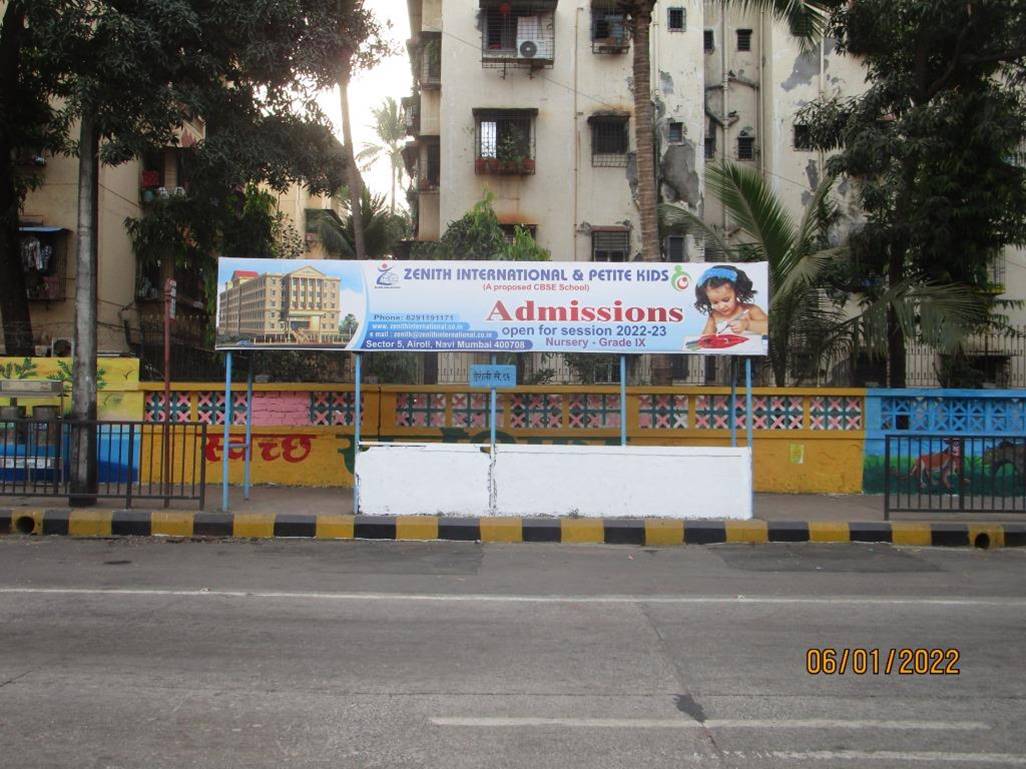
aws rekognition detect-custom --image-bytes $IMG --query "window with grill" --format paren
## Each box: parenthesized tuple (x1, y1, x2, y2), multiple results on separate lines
(989, 257, 1006, 287)
(793, 123, 813, 151)
(704, 29, 715, 52)
(481, 3, 555, 66)
(590, 115, 629, 167)
(667, 7, 685, 31)
(705, 133, 716, 159)
(592, 229, 630, 262)
(664, 235, 686, 262)
(424, 141, 440, 189)
(737, 135, 755, 160)
(592, 2, 628, 52)
(668, 121, 684, 144)
(474, 109, 536, 174)
(737, 28, 753, 51)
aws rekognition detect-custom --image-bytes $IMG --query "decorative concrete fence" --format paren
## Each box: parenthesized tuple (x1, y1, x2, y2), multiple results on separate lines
(135, 384, 866, 494)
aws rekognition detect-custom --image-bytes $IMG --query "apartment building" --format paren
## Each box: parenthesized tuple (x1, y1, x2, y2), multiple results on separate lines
(403, 0, 1026, 385)
(404, 0, 705, 263)
(402, 0, 871, 257)
(217, 266, 341, 344)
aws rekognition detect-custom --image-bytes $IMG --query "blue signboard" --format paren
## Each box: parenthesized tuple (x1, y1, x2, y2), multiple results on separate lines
(469, 364, 517, 389)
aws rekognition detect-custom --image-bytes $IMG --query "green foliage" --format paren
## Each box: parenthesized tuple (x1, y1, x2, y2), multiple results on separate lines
(412, 193, 550, 261)
(660, 162, 990, 385)
(126, 184, 303, 314)
(339, 314, 360, 343)
(0, 357, 38, 380)
(1, 0, 370, 351)
(496, 129, 527, 164)
(308, 187, 410, 259)
(563, 354, 622, 385)
(797, 0, 1026, 382)
(356, 97, 408, 212)
(362, 353, 419, 385)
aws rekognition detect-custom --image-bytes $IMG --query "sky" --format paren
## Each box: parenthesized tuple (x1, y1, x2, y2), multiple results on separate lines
(317, 0, 413, 208)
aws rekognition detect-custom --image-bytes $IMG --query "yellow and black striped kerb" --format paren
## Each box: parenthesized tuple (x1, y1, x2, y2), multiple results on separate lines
(1, 509, 1024, 549)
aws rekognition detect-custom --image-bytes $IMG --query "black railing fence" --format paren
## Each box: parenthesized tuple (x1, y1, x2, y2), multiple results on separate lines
(884, 434, 1026, 517)
(0, 419, 207, 508)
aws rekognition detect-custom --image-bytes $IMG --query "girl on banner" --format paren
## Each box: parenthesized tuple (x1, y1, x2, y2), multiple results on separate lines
(695, 265, 768, 337)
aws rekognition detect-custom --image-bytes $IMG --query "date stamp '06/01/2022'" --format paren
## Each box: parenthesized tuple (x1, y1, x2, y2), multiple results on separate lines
(806, 648, 960, 676)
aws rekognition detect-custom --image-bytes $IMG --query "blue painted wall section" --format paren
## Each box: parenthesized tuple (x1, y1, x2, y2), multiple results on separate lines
(864, 389, 1025, 493)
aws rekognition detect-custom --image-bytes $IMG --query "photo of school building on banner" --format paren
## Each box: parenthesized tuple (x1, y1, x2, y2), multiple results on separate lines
(215, 258, 770, 356)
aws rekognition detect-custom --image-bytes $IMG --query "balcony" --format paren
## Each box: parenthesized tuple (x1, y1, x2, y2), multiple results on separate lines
(480, 1, 557, 71)
(401, 96, 420, 137)
(418, 33, 441, 89)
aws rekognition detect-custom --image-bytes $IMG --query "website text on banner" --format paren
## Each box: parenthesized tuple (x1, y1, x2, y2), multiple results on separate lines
(215, 258, 769, 356)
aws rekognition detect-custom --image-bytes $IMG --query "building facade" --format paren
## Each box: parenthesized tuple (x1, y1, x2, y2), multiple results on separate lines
(217, 266, 341, 344)
(404, 0, 705, 262)
(402, 0, 1026, 386)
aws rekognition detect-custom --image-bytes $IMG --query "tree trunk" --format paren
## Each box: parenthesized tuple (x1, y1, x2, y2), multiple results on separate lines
(0, 0, 35, 355)
(339, 74, 366, 259)
(390, 160, 396, 215)
(630, 4, 671, 384)
(69, 113, 99, 506)
(886, 244, 907, 387)
(630, 6, 659, 262)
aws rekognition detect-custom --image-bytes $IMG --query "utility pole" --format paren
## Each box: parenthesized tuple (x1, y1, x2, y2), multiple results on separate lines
(163, 278, 176, 506)
(69, 114, 99, 507)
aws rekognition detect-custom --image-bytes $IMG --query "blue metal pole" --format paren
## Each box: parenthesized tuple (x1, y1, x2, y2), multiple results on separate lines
(221, 351, 232, 513)
(620, 355, 627, 446)
(745, 357, 754, 516)
(243, 360, 253, 501)
(489, 353, 497, 451)
(353, 353, 361, 514)
(729, 357, 737, 448)
(745, 358, 753, 448)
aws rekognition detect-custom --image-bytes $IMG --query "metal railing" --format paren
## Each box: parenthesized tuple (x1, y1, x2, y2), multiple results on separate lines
(0, 419, 207, 508)
(884, 434, 1025, 517)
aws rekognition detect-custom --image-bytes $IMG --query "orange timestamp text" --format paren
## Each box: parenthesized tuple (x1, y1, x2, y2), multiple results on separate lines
(805, 647, 960, 676)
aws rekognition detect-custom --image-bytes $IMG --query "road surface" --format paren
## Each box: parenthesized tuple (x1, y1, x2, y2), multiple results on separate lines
(1, 536, 1024, 768)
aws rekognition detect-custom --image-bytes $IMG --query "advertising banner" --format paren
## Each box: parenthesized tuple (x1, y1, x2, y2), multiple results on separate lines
(215, 258, 769, 355)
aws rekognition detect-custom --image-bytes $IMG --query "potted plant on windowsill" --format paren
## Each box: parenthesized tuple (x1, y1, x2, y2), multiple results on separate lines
(477, 130, 533, 175)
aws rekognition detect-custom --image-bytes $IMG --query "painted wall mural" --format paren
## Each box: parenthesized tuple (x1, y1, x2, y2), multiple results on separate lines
(863, 389, 1026, 495)
(1, 357, 143, 485)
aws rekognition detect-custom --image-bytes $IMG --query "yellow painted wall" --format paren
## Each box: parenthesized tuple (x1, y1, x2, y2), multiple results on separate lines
(0, 356, 142, 420)
(137, 426, 354, 488)
(134, 383, 866, 494)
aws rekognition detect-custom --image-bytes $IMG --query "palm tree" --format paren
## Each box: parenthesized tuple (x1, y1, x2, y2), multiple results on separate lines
(619, 0, 827, 262)
(617, 0, 829, 383)
(338, 61, 367, 260)
(309, 187, 406, 259)
(659, 162, 992, 385)
(357, 97, 406, 214)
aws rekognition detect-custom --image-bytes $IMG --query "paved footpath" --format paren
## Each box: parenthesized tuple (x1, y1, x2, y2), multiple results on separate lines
(1, 537, 1025, 768)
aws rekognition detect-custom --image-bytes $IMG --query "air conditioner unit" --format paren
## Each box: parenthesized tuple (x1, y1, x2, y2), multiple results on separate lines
(518, 38, 539, 58)
(517, 14, 552, 60)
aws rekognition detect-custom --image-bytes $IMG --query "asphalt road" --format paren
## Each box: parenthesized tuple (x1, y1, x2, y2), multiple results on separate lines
(1, 537, 1025, 768)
